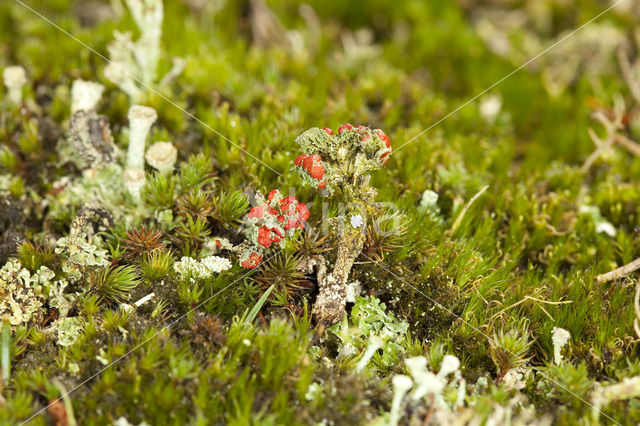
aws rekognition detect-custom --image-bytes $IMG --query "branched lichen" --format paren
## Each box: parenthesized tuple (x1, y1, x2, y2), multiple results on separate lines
(293, 124, 392, 328)
(328, 295, 411, 373)
(55, 214, 110, 281)
(104, 0, 183, 101)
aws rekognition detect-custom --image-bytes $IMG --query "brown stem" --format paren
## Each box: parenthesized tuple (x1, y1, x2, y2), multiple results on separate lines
(596, 256, 640, 283)
(421, 394, 436, 426)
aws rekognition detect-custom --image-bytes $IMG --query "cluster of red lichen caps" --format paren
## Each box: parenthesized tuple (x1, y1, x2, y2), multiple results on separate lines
(294, 125, 392, 189)
(339, 123, 392, 165)
(294, 153, 327, 189)
(241, 189, 309, 269)
(240, 252, 262, 269)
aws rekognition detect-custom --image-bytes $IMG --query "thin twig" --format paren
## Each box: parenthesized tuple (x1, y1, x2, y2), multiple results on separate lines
(448, 185, 489, 236)
(614, 133, 640, 157)
(490, 296, 572, 323)
(421, 394, 436, 426)
(634, 281, 640, 338)
(618, 47, 640, 105)
(596, 257, 640, 283)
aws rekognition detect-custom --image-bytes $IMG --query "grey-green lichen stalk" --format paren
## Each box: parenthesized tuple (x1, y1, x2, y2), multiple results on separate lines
(293, 124, 392, 329)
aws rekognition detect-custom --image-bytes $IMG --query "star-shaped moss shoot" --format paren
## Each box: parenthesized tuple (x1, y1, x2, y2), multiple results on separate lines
(293, 124, 392, 328)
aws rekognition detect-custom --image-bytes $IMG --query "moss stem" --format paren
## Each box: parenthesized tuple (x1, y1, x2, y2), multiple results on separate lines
(1, 320, 9, 386)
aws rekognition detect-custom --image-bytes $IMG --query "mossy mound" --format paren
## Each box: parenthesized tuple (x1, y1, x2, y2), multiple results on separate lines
(2, 0, 640, 424)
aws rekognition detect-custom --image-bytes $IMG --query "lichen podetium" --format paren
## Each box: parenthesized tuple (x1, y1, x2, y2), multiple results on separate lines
(293, 124, 392, 328)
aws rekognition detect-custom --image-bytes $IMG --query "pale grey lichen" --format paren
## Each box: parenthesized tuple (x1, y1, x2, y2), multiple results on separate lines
(551, 326, 571, 365)
(47, 164, 140, 226)
(592, 375, 640, 421)
(389, 375, 413, 426)
(173, 255, 232, 279)
(2, 65, 27, 105)
(145, 141, 177, 175)
(104, 0, 182, 102)
(0, 258, 52, 326)
(379, 353, 463, 425)
(70, 79, 105, 114)
(55, 215, 110, 281)
(123, 167, 146, 200)
(501, 366, 530, 391)
(329, 295, 409, 371)
(127, 105, 157, 170)
(45, 279, 74, 318)
(69, 110, 118, 170)
(56, 317, 83, 347)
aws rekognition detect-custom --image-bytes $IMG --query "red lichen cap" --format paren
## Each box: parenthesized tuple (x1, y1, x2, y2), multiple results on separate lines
(280, 196, 298, 215)
(284, 218, 298, 230)
(295, 155, 306, 167)
(296, 203, 310, 222)
(380, 151, 390, 166)
(271, 226, 284, 238)
(338, 123, 354, 133)
(257, 226, 272, 248)
(322, 127, 334, 135)
(242, 252, 262, 269)
(268, 189, 280, 203)
(248, 205, 265, 219)
(307, 161, 325, 179)
(302, 155, 314, 171)
(376, 129, 391, 148)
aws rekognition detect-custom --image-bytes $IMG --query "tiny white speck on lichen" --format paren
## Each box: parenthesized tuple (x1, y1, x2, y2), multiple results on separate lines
(345, 280, 362, 303)
(350, 214, 364, 228)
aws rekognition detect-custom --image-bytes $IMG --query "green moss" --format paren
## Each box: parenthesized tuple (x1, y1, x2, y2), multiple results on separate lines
(2, 0, 640, 423)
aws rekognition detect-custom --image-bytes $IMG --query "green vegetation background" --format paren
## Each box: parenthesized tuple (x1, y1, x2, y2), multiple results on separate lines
(2, 0, 640, 424)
